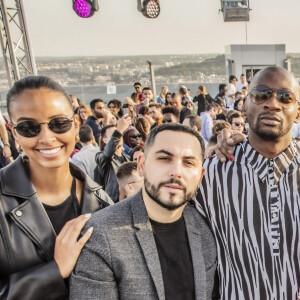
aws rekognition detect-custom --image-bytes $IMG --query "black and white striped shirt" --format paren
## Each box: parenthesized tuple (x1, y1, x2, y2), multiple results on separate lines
(196, 139, 300, 300)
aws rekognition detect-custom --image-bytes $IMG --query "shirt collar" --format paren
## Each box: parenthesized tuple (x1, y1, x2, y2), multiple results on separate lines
(242, 139, 299, 184)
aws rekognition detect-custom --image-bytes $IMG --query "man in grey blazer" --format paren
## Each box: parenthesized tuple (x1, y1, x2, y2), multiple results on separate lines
(70, 123, 218, 300)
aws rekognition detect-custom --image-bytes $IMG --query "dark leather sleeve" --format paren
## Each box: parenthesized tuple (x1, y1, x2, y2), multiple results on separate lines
(0, 260, 68, 300)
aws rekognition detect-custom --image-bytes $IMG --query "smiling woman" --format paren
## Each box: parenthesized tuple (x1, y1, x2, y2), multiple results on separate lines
(0, 76, 112, 300)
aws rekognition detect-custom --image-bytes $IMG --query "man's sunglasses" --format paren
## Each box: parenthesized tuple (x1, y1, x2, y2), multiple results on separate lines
(162, 119, 172, 123)
(12, 117, 74, 138)
(130, 134, 142, 139)
(250, 85, 299, 109)
(233, 122, 245, 127)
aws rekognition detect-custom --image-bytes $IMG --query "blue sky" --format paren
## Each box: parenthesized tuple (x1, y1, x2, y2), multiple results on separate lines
(23, 0, 300, 56)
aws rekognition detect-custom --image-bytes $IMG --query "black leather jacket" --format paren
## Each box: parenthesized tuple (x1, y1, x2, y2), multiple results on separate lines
(0, 156, 113, 300)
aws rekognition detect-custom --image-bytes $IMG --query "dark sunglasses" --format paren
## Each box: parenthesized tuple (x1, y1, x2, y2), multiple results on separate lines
(162, 119, 172, 123)
(130, 134, 142, 139)
(250, 85, 299, 109)
(233, 122, 245, 127)
(12, 117, 74, 138)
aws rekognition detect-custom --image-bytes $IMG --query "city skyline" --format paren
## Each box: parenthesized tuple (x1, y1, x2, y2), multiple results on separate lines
(22, 0, 300, 57)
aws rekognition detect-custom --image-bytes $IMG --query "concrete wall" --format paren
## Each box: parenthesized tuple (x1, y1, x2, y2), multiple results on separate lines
(225, 44, 286, 78)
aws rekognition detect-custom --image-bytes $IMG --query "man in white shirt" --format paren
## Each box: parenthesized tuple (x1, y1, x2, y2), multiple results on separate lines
(236, 73, 248, 92)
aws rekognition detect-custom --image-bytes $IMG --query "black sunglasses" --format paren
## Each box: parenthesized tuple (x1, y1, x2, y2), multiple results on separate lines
(162, 119, 172, 123)
(13, 117, 74, 138)
(233, 122, 245, 127)
(130, 134, 142, 139)
(250, 85, 299, 109)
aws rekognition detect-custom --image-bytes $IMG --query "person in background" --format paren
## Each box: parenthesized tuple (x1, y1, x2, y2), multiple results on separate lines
(149, 103, 163, 130)
(170, 92, 191, 123)
(130, 145, 144, 162)
(122, 97, 136, 121)
(235, 73, 248, 92)
(133, 82, 142, 99)
(108, 99, 123, 119)
(95, 115, 131, 203)
(233, 96, 245, 113)
(165, 92, 172, 106)
(131, 92, 140, 104)
(200, 104, 218, 142)
(162, 106, 180, 123)
(157, 86, 169, 105)
(85, 98, 106, 143)
(0, 76, 112, 300)
(135, 117, 151, 143)
(138, 105, 155, 127)
(116, 162, 143, 201)
(211, 120, 231, 135)
(77, 104, 91, 126)
(123, 126, 144, 151)
(135, 87, 154, 115)
(70, 94, 82, 114)
(227, 75, 238, 107)
(71, 125, 99, 180)
(227, 110, 245, 133)
(193, 85, 213, 115)
(214, 84, 228, 108)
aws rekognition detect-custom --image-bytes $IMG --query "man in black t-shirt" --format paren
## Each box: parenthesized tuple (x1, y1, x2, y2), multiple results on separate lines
(71, 123, 218, 300)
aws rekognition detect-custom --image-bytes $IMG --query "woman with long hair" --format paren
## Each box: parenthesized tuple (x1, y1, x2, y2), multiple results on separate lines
(0, 76, 112, 300)
(135, 117, 151, 142)
(77, 104, 91, 126)
(157, 86, 169, 105)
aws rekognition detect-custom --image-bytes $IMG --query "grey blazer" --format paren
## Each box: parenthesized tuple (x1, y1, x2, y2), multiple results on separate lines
(70, 191, 217, 300)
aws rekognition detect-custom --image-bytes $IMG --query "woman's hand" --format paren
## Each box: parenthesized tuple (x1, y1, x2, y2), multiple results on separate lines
(54, 214, 93, 278)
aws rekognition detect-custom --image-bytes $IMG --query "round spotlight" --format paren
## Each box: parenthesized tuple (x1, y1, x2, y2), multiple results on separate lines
(142, 0, 160, 18)
(73, 0, 98, 18)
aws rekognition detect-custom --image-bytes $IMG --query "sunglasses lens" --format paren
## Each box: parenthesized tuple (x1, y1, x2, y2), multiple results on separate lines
(251, 86, 272, 103)
(277, 90, 296, 104)
(16, 121, 41, 137)
(48, 118, 73, 133)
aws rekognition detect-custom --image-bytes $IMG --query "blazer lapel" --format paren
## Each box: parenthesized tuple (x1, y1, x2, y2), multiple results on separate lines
(131, 192, 165, 300)
(184, 206, 207, 300)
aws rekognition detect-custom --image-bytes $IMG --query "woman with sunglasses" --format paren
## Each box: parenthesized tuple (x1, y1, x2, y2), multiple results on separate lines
(0, 76, 112, 300)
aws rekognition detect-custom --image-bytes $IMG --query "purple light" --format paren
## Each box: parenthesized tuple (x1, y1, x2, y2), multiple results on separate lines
(73, 0, 92, 18)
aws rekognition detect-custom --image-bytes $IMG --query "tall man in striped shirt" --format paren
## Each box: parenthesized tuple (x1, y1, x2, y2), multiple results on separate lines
(196, 66, 300, 299)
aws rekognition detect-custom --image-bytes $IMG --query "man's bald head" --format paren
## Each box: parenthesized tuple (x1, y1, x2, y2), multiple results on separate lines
(249, 67, 300, 99)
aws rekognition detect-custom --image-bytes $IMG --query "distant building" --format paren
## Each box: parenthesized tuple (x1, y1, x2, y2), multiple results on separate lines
(225, 44, 289, 82)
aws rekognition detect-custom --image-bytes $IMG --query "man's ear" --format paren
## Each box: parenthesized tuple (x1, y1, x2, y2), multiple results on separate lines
(198, 167, 205, 187)
(294, 106, 300, 124)
(137, 153, 145, 177)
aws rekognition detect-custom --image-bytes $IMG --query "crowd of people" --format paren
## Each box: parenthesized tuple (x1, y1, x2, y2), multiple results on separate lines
(0, 66, 300, 300)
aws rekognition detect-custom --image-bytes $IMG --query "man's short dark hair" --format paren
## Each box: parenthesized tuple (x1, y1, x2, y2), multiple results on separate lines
(178, 86, 188, 96)
(145, 123, 204, 161)
(227, 110, 242, 124)
(219, 84, 227, 92)
(185, 115, 202, 132)
(134, 82, 141, 87)
(229, 75, 238, 83)
(149, 103, 162, 111)
(142, 87, 152, 93)
(205, 104, 216, 112)
(79, 125, 94, 143)
(90, 98, 103, 110)
(116, 162, 138, 181)
(139, 105, 149, 116)
(162, 106, 180, 121)
(241, 73, 245, 77)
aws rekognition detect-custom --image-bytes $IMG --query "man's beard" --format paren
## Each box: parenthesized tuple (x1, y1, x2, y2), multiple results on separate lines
(250, 112, 289, 142)
(95, 111, 103, 119)
(144, 177, 196, 211)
